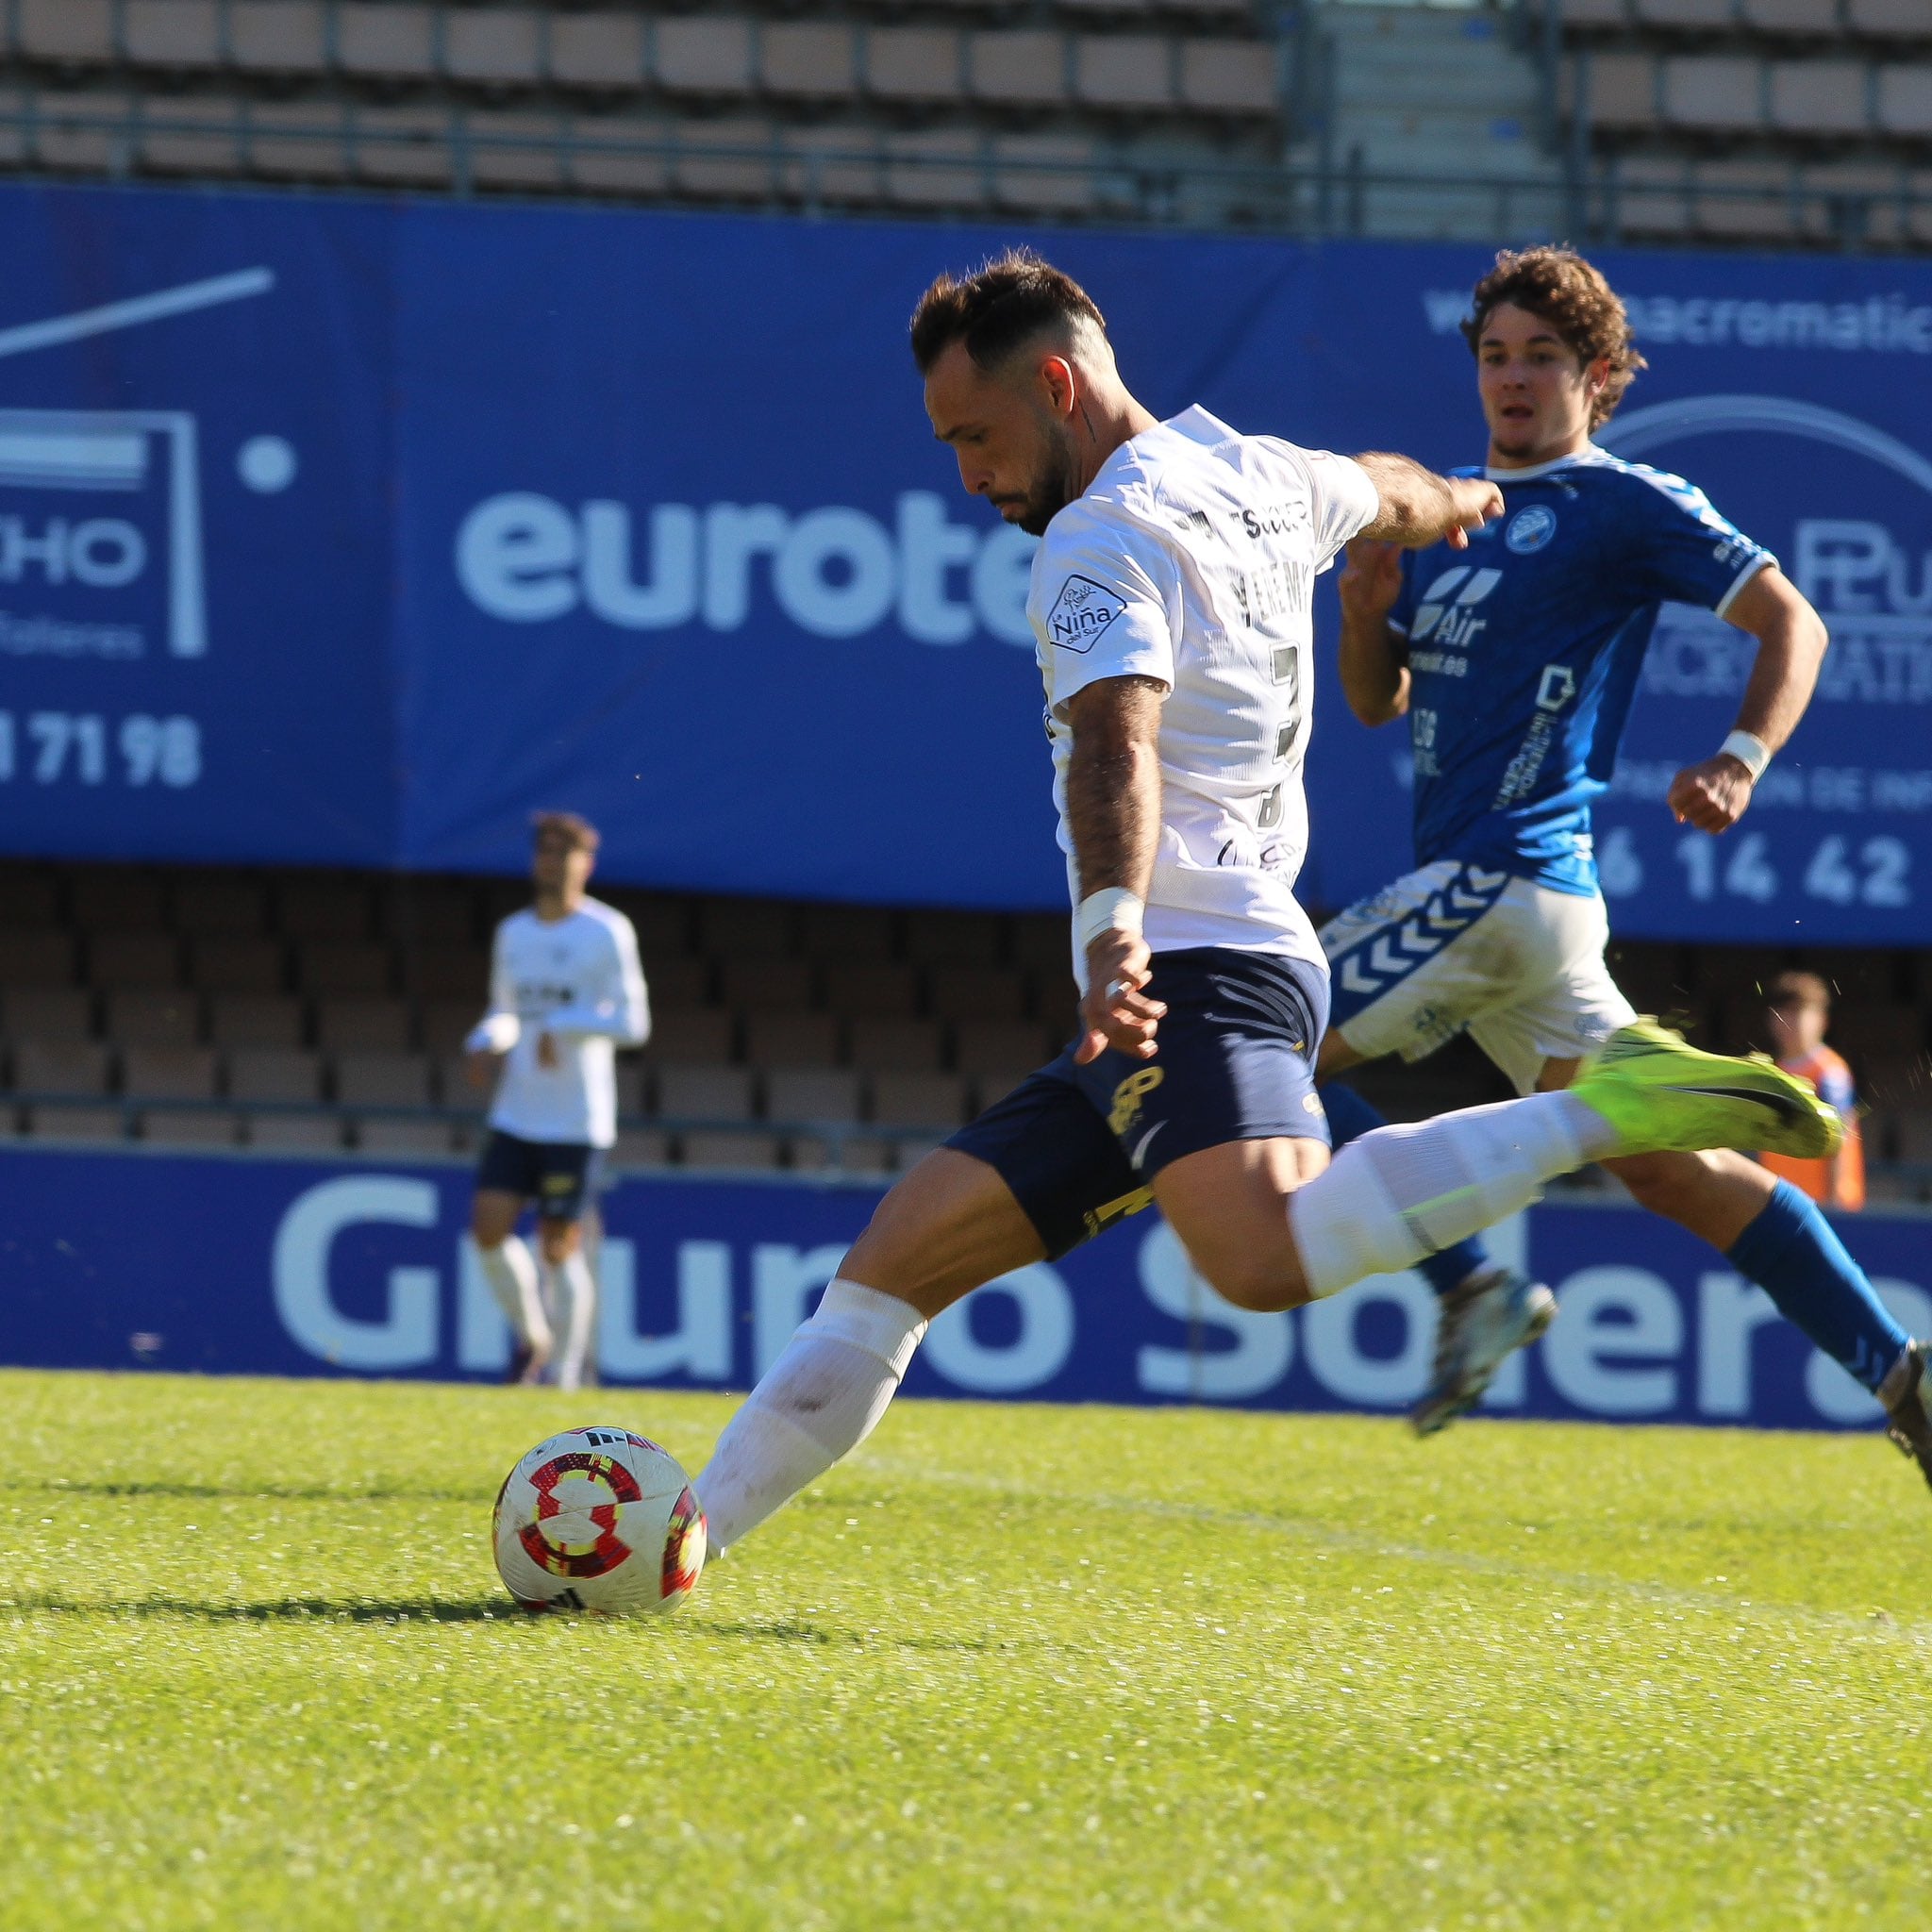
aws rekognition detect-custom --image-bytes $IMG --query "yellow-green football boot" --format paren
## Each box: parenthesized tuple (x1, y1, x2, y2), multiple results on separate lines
(1570, 1018, 1844, 1161)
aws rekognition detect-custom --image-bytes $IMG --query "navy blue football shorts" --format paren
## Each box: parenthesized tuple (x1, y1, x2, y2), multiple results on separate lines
(475, 1129, 608, 1224)
(946, 945, 1331, 1261)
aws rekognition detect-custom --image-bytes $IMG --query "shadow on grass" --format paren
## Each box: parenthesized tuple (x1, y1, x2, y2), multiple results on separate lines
(689, 1616, 1007, 1655)
(5, 1592, 511, 1624)
(36, 1479, 487, 1505)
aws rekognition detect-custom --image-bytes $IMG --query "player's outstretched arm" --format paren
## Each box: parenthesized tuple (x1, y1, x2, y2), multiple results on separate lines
(1352, 452, 1503, 552)
(1666, 564, 1828, 834)
(1065, 674, 1169, 1066)
(1336, 538, 1410, 727)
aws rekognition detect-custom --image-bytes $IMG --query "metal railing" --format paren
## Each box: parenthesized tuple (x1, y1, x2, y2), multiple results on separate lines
(7, 94, 1929, 250)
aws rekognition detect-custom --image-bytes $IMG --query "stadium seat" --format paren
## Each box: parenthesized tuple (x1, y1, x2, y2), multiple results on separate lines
(641, 957, 709, 1008)
(760, 22, 859, 100)
(972, 1067, 1035, 1110)
(336, 2, 437, 80)
(124, 2, 224, 70)
(640, 1006, 735, 1064)
(313, 998, 412, 1053)
(71, 869, 168, 928)
(13, 1039, 112, 1097)
(31, 90, 132, 173)
(107, 989, 202, 1048)
(420, 1000, 482, 1057)
(245, 1112, 346, 1153)
(17, 0, 114, 64)
(680, 1127, 785, 1171)
(927, 964, 1028, 1023)
(885, 130, 986, 212)
(1009, 917, 1073, 978)
(300, 941, 392, 997)
(869, 1070, 969, 1129)
(352, 104, 457, 187)
(765, 1067, 864, 1125)
(1556, 0, 1633, 23)
(89, 930, 183, 990)
(654, 1063, 758, 1124)
(1875, 63, 1932, 135)
(968, 29, 1071, 107)
(1893, 1109, 1932, 1163)
(1741, 0, 1844, 29)
(953, 1020, 1055, 1075)
(611, 1125, 674, 1169)
(229, 2, 330, 76)
(174, 874, 269, 933)
(466, 108, 566, 190)
(245, 98, 350, 180)
(355, 1117, 459, 1157)
(621, 897, 693, 958)
(849, 1016, 945, 1072)
(867, 26, 968, 104)
(122, 1044, 218, 1101)
(789, 1131, 891, 1176)
(1769, 59, 1872, 135)
(0, 871, 60, 924)
(334, 1050, 434, 1108)
(1693, 158, 1800, 239)
(0, 929, 77, 987)
(654, 16, 756, 95)
(1829, 1002, 1925, 1063)
(190, 936, 287, 994)
(614, 1060, 647, 1117)
(744, 1010, 841, 1069)
(698, 898, 796, 958)
(904, 909, 1004, 969)
(798, 903, 896, 962)
(1575, 49, 1662, 130)
(1634, 0, 1737, 25)
(1178, 40, 1277, 115)
(823, 961, 920, 1019)
(405, 945, 487, 1000)
(384, 885, 477, 946)
(208, 993, 305, 1050)
(1849, 0, 1931, 35)
(1074, 34, 1175, 110)
(722, 957, 816, 1012)
(278, 878, 372, 941)
(1610, 153, 1696, 238)
(548, 13, 647, 91)
(1, 988, 94, 1041)
(225, 1046, 325, 1105)
(443, 8, 543, 89)
(1663, 55, 1766, 133)
(140, 96, 244, 176)
(141, 1109, 242, 1148)
(27, 1104, 126, 1142)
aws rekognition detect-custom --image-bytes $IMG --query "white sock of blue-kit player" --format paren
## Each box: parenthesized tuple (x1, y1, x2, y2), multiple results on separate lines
(1289, 1093, 1616, 1300)
(548, 1250, 598, 1391)
(473, 1234, 550, 1350)
(695, 1278, 927, 1556)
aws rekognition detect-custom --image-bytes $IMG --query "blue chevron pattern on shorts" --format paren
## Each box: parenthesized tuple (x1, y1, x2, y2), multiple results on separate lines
(1324, 863, 1510, 1029)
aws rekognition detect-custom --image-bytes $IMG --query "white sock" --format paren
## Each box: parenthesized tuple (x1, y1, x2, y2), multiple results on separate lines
(548, 1250, 597, 1391)
(473, 1235, 550, 1352)
(695, 1278, 927, 1556)
(1291, 1092, 1616, 1301)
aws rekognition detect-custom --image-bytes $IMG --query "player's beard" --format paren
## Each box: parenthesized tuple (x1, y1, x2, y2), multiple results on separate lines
(1011, 432, 1083, 537)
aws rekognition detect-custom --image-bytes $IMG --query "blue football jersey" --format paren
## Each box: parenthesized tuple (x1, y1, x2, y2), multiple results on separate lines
(1387, 446, 1773, 896)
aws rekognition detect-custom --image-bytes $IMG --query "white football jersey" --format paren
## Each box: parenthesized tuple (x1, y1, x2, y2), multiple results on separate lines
(1029, 405, 1378, 985)
(467, 898, 649, 1148)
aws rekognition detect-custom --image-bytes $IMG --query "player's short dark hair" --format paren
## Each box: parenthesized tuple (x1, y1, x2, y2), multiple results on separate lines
(1767, 970, 1831, 1014)
(531, 809, 599, 853)
(1460, 247, 1648, 429)
(908, 248, 1108, 375)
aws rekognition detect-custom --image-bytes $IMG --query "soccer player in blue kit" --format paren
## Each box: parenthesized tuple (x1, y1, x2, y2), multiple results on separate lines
(1318, 245, 1932, 1487)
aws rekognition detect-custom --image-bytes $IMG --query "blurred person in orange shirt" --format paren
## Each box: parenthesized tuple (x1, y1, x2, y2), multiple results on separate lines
(1762, 971, 1864, 1211)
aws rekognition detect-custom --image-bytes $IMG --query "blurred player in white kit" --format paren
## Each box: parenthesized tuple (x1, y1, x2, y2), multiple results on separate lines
(465, 811, 649, 1390)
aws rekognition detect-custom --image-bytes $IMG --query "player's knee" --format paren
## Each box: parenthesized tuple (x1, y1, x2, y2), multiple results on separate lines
(1194, 1246, 1311, 1314)
(1612, 1151, 1707, 1222)
(538, 1222, 579, 1264)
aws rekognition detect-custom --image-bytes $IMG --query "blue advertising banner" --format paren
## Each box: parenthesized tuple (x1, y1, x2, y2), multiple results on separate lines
(7, 1143, 1927, 1437)
(2, 182, 1930, 940)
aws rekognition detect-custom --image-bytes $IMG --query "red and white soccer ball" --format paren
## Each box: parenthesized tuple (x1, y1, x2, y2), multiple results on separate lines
(491, 1426, 707, 1617)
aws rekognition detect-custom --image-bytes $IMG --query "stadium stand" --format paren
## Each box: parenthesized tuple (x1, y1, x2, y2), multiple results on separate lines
(1, 858, 1927, 1197)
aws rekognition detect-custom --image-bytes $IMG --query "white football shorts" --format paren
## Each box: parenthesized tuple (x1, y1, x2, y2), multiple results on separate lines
(1318, 858, 1638, 1096)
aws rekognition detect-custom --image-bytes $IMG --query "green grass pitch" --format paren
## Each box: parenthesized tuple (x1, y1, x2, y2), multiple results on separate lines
(3, 1368, 1924, 1931)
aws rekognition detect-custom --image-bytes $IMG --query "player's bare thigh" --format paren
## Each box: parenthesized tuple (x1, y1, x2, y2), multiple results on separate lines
(840, 1147, 1048, 1322)
(471, 1190, 524, 1247)
(1536, 1054, 1773, 1249)
(1152, 1134, 1330, 1314)
(1315, 1030, 1367, 1080)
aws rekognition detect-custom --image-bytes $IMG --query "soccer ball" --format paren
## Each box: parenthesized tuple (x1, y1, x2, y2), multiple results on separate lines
(491, 1426, 707, 1616)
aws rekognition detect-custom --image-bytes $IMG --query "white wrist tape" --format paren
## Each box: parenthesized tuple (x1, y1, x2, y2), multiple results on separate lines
(465, 1013, 521, 1054)
(1720, 730, 1771, 783)
(1075, 888, 1144, 954)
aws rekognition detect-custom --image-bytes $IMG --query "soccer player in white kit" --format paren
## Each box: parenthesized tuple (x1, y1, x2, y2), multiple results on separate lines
(691, 251, 1839, 1563)
(466, 812, 649, 1391)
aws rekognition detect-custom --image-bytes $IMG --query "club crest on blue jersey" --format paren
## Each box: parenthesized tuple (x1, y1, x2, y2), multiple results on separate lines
(1046, 575, 1125, 654)
(1505, 505, 1557, 554)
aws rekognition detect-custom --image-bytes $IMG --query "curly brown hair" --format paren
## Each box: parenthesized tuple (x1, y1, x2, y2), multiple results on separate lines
(1459, 246, 1647, 429)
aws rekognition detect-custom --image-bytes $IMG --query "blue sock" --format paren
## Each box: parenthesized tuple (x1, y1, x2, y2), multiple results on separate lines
(1726, 1180, 1909, 1392)
(1321, 1080, 1489, 1298)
